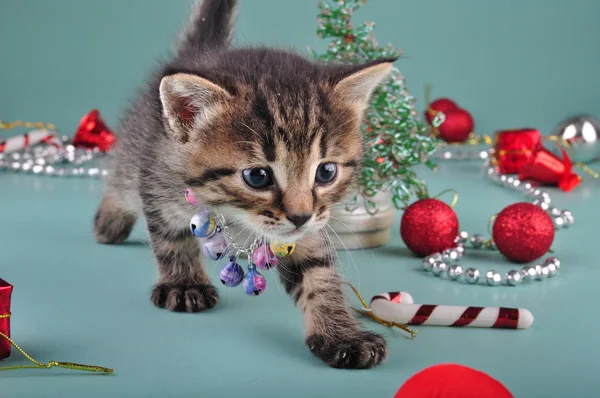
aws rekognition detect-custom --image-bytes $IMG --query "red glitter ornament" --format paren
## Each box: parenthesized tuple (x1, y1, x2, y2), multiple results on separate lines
(400, 198, 459, 257)
(492, 203, 554, 263)
(436, 108, 474, 143)
(424, 98, 458, 125)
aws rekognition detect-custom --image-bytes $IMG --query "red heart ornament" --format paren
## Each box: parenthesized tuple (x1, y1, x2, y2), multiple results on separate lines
(424, 98, 459, 125)
(72, 110, 115, 152)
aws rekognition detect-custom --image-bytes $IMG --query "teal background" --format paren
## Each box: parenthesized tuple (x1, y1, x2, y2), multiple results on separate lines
(2, 1, 600, 398)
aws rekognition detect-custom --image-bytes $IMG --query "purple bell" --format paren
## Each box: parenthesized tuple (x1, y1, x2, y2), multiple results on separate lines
(190, 209, 216, 238)
(219, 257, 244, 287)
(203, 231, 229, 260)
(252, 243, 278, 270)
(242, 265, 267, 296)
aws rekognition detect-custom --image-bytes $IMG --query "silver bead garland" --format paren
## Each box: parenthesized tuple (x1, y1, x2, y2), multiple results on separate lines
(422, 232, 563, 286)
(0, 136, 108, 178)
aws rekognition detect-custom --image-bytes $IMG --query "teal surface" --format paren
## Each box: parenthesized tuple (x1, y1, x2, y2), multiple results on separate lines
(2, 1, 600, 397)
(2, 164, 600, 397)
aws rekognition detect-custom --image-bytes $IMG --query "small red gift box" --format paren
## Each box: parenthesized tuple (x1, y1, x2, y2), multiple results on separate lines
(494, 128, 542, 174)
(0, 278, 13, 359)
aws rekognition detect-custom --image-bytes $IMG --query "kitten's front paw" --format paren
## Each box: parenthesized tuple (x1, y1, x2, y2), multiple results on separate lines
(306, 330, 388, 369)
(151, 283, 219, 312)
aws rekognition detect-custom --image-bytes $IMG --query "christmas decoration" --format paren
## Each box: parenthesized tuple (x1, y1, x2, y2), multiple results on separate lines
(494, 128, 542, 174)
(186, 189, 296, 296)
(0, 279, 13, 359)
(518, 147, 581, 192)
(72, 109, 115, 152)
(0, 111, 113, 177)
(492, 203, 554, 263)
(0, 129, 61, 155)
(422, 232, 560, 286)
(0, 279, 112, 373)
(435, 107, 475, 143)
(550, 115, 600, 163)
(400, 198, 459, 257)
(369, 292, 534, 329)
(313, 0, 438, 212)
(395, 364, 514, 398)
(424, 97, 458, 125)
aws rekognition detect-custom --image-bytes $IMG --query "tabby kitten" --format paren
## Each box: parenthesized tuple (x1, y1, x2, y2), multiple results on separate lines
(94, 0, 395, 369)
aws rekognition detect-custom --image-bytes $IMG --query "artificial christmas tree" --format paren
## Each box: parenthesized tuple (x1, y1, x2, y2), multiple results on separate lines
(312, 0, 439, 248)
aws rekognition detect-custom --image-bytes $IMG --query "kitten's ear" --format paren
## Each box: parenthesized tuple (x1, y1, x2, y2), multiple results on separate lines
(159, 73, 232, 141)
(333, 59, 395, 113)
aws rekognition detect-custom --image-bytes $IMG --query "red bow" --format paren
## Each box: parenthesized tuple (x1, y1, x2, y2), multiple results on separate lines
(72, 110, 115, 152)
(494, 128, 580, 192)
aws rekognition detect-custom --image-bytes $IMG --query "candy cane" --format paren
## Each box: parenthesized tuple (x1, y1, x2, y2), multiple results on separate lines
(369, 292, 534, 329)
(0, 130, 61, 154)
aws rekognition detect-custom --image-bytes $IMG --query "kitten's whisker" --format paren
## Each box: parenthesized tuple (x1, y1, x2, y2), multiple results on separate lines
(326, 224, 361, 287)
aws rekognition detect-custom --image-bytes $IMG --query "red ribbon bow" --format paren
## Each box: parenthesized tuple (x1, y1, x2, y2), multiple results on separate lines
(494, 129, 580, 192)
(72, 110, 115, 152)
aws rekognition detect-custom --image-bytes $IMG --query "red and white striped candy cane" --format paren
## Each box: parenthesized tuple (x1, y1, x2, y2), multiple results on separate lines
(369, 292, 534, 329)
(0, 130, 61, 154)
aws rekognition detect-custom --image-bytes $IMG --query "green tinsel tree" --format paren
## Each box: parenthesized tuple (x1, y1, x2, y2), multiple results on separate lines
(312, 0, 439, 212)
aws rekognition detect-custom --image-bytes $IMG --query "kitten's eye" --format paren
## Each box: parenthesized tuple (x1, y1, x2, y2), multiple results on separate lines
(315, 163, 337, 184)
(242, 168, 273, 189)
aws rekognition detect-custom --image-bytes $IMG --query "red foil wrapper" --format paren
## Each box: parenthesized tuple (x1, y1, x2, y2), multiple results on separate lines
(494, 128, 542, 174)
(0, 278, 13, 360)
(72, 109, 115, 152)
(519, 148, 581, 192)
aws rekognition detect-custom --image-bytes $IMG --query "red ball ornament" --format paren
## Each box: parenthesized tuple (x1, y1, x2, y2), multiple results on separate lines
(395, 364, 514, 398)
(400, 198, 459, 257)
(425, 98, 459, 124)
(436, 108, 474, 143)
(492, 203, 554, 263)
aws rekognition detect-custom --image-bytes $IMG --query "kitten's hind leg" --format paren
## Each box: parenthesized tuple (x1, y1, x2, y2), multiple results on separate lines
(94, 194, 138, 244)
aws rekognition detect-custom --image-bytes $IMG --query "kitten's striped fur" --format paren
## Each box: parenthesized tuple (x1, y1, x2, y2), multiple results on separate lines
(94, 0, 394, 369)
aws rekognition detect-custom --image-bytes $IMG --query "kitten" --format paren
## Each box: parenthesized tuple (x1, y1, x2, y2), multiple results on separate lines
(94, 0, 395, 369)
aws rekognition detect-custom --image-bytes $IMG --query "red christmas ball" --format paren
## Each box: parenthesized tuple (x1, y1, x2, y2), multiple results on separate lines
(492, 203, 554, 263)
(395, 364, 514, 398)
(400, 198, 459, 257)
(425, 98, 459, 124)
(437, 108, 474, 143)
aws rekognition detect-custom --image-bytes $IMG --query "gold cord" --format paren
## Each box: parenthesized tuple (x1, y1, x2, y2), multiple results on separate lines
(343, 283, 417, 339)
(432, 189, 459, 208)
(0, 120, 58, 132)
(0, 314, 113, 374)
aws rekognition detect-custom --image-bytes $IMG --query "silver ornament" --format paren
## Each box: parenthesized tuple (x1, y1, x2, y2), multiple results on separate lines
(464, 268, 480, 284)
(485, 240, 497, 250)
(485, 270, 502, 286)
(422, 256, 437, 271)
(431, 261, 447, 276)
(550, 115, 600, 163)
(443, 249, 459, 261)
(469, 234, 485, 249)
(544, 261, 558, 277)
(456, 231, 469, 244)
(544, 257, 561, 271)
(455, 245, 465, 258)
(521, 266, 537, 282)
(506, 270, 523, 286)
(532, 199, 550, 211)
(549, 207, 562, 217)
(561, 210, 574, 226)
(553, 216, 565, 229)
(447, 264, 463, 280)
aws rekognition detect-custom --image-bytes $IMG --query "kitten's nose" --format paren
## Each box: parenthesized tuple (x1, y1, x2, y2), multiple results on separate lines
(287, 214, 311, 228)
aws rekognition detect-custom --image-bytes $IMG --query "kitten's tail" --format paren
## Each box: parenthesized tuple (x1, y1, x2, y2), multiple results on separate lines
(174, 0, 238, 57)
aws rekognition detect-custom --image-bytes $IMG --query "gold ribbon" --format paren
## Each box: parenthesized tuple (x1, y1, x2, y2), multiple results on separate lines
(344, 283, 417, 339)
(0, 313, 113, 374)
(0, 120, 58, 132)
